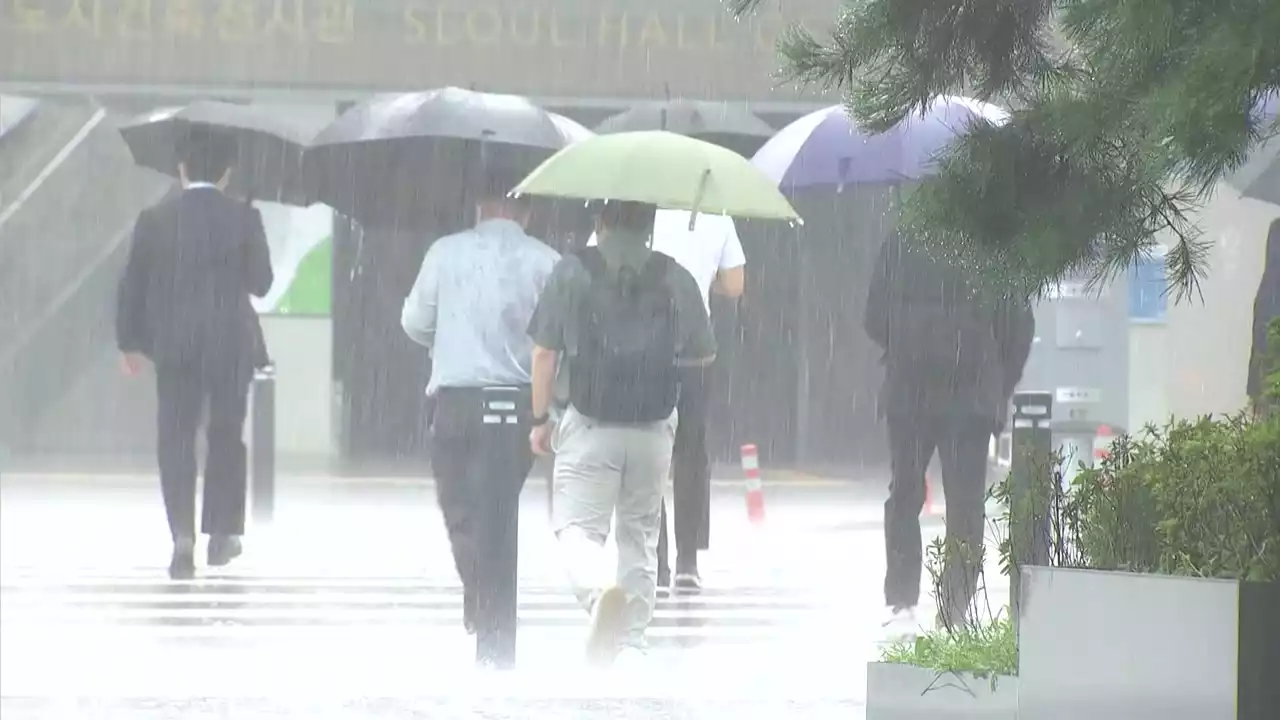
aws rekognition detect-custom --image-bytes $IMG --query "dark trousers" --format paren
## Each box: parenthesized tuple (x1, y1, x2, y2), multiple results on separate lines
(658, 366, 712, 576)
(155, 363, 251, 541)
(430, 386, 533, 669)
(884, 413, 993, 621)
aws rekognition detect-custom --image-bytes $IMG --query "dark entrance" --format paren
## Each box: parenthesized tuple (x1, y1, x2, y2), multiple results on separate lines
(707, 188, 896, 471)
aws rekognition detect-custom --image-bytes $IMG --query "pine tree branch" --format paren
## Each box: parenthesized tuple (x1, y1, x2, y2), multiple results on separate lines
(730, 0, 1280, 296)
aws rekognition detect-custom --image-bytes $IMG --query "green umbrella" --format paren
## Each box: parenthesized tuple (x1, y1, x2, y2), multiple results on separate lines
(512, 130, 801, 225)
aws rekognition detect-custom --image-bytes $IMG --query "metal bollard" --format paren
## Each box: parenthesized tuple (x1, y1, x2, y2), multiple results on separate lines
(1009, 390, 1053, 625)
(250, 364, 276, 523)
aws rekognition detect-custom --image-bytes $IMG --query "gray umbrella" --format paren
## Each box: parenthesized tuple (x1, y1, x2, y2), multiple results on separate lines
(595, 98, 775, 155)
(118, 101, 322, 206)
(302, 87, 573, 225)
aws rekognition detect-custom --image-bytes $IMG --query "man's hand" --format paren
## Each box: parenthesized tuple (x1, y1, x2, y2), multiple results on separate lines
(530, 423, 554, 456)
(120, 353, 147, 377)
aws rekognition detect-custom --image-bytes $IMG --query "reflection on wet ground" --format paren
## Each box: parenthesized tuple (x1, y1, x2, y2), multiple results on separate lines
(1, 478, 988, 718)
(0, 697, 867, 720)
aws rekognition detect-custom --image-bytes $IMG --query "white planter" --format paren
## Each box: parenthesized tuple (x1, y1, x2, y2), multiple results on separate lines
(1017, 566, 1280, 720)
(865, 662, 1018, 720)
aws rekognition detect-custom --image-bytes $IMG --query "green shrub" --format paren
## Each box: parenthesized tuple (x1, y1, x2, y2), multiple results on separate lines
(1263, 317, 1280, 416)
(1071, 414, 1280, 581)
(882, 379, 1280, 681)
(881, 615, 1017, 681)
(1070, 433, 1162, 574)
(881, 510, 1021, 678)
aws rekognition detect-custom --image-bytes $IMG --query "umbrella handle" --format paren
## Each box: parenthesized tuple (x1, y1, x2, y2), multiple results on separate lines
(688, 169, 710, 231)
(662, 83, 671, 131)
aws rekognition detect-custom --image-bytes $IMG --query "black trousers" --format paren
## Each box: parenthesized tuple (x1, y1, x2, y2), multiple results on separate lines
(883, 413, 993, 621)
(658, 366, 712, 575)
(430, 386, 533, 669)
(154, 363, 251, 541)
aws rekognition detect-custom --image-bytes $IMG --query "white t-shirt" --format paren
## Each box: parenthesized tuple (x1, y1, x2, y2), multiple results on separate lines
(587, 209, 746, 314)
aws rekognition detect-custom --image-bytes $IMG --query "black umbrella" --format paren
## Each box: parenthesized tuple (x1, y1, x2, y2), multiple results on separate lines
(118, 101, 322, 205)
(302, 87, 575, 227)
(595, 97, 775, 155)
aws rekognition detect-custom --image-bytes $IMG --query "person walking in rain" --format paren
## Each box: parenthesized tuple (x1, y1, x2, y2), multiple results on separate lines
(115, 129, 274, 580)
(588, 208, 746, 593)
(527, 200, 716, 667)
(401, 168, 560, 669)
(865, 231, 1034, 633)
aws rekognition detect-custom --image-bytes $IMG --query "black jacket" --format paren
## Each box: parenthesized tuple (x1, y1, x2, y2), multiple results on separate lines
(116, 187, 273, 373)
(864, 232, 1035, 427)
(1247, 219, 1280, 400)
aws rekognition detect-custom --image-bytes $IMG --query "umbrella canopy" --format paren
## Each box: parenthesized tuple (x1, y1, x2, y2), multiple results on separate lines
(302, 87, 575, 227)
(549, 112, 595, 145)
(118, 101, 322, 205)
(752, 96, 1009, 193)
(1227, 93, 1279, 205)
(309, 87, 568, 150)
(596, 99, 774, 142)
(513, 130, 800, 223)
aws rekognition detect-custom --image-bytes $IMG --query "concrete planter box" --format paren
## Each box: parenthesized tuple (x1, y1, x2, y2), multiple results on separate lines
(866, 662, 1018, 720)
(1017, 566, 1280, 720)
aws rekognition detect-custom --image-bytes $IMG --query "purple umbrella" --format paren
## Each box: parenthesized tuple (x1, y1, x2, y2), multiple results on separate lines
(752, 96, 1009, 193)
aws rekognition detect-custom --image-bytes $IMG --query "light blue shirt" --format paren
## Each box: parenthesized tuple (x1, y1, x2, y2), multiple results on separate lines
(401, 218, 561, 395)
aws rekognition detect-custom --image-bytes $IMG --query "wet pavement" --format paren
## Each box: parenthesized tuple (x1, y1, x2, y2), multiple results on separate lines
(0, 473, 1004, 719)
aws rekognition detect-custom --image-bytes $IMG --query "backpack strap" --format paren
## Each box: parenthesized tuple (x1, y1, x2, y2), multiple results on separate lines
(638, 251, 671, 289)
(574, 247, 607, 281)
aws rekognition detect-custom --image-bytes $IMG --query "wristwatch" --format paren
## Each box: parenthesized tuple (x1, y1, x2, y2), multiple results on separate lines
(531, 413, 550, 427)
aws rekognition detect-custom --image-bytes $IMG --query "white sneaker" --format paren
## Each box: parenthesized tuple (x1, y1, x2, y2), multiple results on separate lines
(586, 586, 628, 668)
(881, 606, 920, 640)
(613, 645, 647, 671)
(672, 572, 702, 595)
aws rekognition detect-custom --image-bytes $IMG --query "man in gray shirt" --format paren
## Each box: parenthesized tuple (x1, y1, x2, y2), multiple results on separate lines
(527, 201, 716, 667)
(401, 170, 560, 669)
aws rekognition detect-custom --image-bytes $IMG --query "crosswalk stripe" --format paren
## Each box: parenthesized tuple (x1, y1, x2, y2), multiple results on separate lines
(0, 623, 833, 642)
(0, 570, 812, 586)
(0, 570, 846, 649)
(0, 602, 829, 621)
(0, 591, 823, 607)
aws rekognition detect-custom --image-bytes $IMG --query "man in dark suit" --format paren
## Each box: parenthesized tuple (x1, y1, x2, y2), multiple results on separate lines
(1247, 219, 1279, 409)
(116, 129, 274, 580)
(865, 231, 1034, 632)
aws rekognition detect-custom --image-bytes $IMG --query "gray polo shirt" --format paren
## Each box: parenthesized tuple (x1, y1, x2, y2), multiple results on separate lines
(528, 228, 717, 407)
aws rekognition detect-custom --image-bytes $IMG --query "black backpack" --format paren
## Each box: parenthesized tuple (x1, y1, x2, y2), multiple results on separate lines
(568, 247, 680, 423)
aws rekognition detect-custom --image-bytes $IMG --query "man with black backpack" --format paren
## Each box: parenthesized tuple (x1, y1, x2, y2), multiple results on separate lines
(527, 200, 716, 667)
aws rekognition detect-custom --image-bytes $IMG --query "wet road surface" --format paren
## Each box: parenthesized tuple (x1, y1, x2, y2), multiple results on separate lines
(1, 473, 1000, 719)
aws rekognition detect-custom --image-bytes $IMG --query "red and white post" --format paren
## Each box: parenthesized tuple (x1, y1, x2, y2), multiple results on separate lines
(1093, 424, 1115, 465)
(740, 443, 765, 524)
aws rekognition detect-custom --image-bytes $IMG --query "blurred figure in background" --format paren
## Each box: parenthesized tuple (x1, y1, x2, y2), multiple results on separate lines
(589, 209, 745, 593)
(529, 201, 716, 666)
(401, 169, 560, 669)
(115, 129, 274, 580)
(864, 231, 1034, 634)
(1247, 218, 1280, 412)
